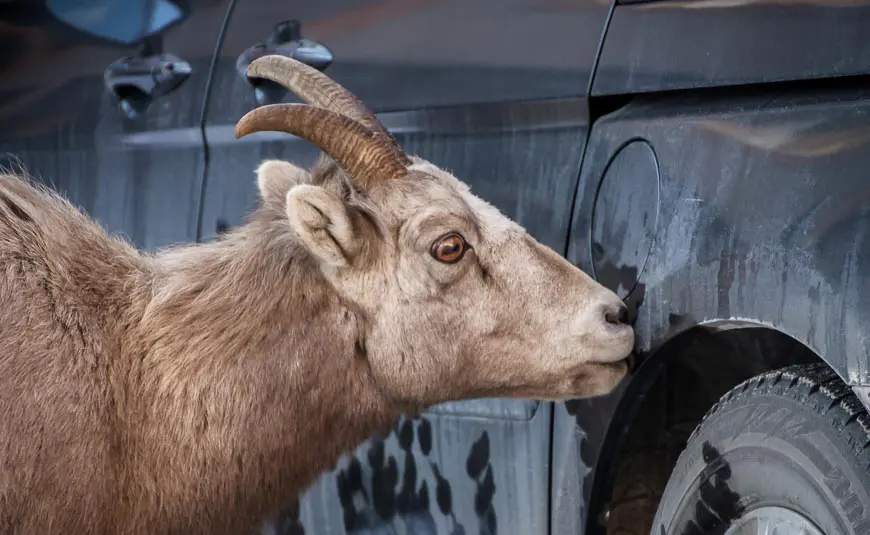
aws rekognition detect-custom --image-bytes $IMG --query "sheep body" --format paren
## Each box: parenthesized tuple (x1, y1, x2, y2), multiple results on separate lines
(0, 166, 400, 534)
(0, 54, 636, 534)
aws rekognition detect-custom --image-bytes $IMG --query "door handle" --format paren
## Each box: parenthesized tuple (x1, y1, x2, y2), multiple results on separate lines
(236, 20, 334, 106)
(104, 53, 192, 119)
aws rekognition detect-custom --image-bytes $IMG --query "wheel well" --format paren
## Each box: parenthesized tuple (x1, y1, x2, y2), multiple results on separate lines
(587, 325, 832, 535)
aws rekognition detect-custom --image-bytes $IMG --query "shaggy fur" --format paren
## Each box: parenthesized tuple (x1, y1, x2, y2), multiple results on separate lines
(0, 154, 633, 535)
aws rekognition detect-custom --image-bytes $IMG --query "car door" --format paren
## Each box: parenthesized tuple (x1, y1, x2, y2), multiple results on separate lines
(0, 0, 230, 251)
(199, 1, 612, 533)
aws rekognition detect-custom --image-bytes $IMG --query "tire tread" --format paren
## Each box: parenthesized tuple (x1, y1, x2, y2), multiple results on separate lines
(687, 363, 870, 458)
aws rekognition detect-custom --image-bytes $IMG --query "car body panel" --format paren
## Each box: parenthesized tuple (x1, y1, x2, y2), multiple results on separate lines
(562, 83, 870, 534)
(594, 1, 870, 96)
(0, 0, 230, 251)
(548, 3, 870, 531)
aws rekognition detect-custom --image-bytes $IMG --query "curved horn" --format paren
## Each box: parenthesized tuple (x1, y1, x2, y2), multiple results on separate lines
(247, 54, 409, 165)
(236, 103, 407, 188)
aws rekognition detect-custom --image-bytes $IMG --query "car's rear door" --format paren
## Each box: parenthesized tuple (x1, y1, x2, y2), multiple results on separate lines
(199, 1, 612, 533)
(0, 0, 231, 251)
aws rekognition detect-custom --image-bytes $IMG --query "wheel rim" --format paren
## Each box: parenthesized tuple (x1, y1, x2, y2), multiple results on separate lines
(722, 506, 824, 535)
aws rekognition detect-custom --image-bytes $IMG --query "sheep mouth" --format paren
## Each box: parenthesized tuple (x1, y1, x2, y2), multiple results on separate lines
(591, 326, 636, 365)
(604, 319, 635, 336)
(594, 358, 629, 373)
(589, 352, 636, 375)
(601, 351, 637, 373)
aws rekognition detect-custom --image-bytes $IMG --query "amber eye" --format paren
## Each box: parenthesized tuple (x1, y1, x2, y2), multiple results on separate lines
(430, 232, 468, 264)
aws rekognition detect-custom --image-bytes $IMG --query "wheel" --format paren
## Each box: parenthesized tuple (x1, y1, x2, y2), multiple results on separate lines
(652, 362, 870, 535)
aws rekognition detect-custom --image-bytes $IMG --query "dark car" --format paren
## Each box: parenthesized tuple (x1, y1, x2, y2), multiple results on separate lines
(3, 0, 870, 533)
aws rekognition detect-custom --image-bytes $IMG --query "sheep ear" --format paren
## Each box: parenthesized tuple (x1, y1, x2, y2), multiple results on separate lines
(257, 160, 309, 207)
(286, 184, 359, 268)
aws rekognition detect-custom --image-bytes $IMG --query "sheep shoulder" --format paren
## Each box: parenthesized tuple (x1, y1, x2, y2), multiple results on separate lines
(0, 172, 145, 534)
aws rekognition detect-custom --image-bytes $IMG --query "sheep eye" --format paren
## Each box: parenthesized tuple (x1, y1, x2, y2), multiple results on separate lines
(430, 232, 467, 264)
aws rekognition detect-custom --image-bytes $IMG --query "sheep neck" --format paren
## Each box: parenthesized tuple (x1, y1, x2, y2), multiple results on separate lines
(126, 225, 401, 534)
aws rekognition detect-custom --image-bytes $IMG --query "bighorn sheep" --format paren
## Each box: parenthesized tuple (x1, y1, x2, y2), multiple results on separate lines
(0, 55, 634, 535)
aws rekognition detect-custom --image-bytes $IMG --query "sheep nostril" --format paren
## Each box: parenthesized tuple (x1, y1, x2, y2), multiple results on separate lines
(605, 303, 629, 325)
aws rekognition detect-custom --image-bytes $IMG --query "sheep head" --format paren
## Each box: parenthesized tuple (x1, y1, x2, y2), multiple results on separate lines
(236, 55, 635, 407)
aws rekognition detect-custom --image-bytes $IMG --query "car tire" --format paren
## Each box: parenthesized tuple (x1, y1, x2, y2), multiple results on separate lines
(652, 362, 870, 535)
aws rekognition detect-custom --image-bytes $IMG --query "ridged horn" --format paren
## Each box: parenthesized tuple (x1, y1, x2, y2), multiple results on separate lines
(247, 54, 409, 165)
(236, 103, 408, 187)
